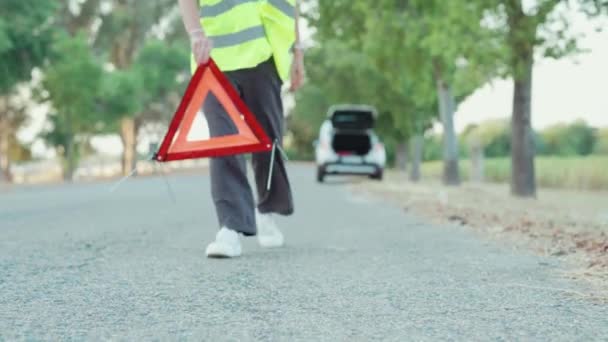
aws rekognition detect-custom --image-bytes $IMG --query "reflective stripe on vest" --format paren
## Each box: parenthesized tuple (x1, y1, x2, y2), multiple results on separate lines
(201, 0, 256, 18)
(201, 0, 293, 18)
(198, 0, 271, 73)
(197, 0, 296, 80)
(211, 25, 266, 48)
(267, 0, 294, 18)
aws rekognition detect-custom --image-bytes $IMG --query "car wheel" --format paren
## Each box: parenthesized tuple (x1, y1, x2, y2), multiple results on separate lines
(370, 169, 383, 181)
(316, 167, 325, 183)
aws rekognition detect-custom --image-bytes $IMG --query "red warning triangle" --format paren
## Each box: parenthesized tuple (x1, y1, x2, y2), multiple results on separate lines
(154, 59, 272, 162)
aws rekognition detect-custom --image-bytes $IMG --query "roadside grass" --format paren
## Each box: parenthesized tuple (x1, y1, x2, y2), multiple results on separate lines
(420, 156, 608, 190)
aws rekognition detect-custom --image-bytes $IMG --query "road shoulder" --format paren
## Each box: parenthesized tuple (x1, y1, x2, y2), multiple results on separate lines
(355, 171, 608, 299)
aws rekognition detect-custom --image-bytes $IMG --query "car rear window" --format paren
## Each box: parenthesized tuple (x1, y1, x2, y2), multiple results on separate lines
(331, 110, 374, 130)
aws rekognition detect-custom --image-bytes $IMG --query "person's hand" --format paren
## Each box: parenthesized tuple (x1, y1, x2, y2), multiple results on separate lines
(190, 29, 213, 65)
(289, 47, 304, 92)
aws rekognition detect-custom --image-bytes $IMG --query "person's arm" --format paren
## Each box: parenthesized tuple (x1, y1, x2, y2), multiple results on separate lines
(290, 1, 304, 92)
(178, 0, 212, 64)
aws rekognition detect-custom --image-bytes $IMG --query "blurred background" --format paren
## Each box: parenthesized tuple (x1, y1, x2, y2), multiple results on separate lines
(1, 0, 607, 194)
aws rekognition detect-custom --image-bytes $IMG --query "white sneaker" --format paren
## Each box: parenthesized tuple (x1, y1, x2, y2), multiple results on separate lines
(205, 227, 242, 258)
(256, 211, 284, 248)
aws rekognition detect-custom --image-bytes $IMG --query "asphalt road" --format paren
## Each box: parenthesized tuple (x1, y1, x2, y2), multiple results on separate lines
(1, 164, 607, 340)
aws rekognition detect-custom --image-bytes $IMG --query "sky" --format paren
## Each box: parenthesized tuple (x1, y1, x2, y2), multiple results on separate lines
(20, 6, 608, 158)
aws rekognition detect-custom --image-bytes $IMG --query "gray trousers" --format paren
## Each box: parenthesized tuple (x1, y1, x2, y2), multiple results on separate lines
(203, 58, 294, 236)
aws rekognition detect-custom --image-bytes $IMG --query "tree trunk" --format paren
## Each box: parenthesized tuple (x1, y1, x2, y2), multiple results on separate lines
(409, 135, 423, 182)
(506, 0, 537, 197)
(120, 117, 137, 176)
(395, 140, 409, 172)
(470, 139, 484, 183)
(0, 98, 11, 183)
(510, 56, 536, 197)
(64, 136, 76, 182)
(110, 18, 140, 177)
(433, 62, 460, 186)
(0, 123, 11, 183)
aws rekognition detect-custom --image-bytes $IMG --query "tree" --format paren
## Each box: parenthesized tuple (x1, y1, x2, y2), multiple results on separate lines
(409, 134, 424, 182)
(52, 0, 182, 174)
(131, 40, 190, 150)
(52, 0, 185, 174)
(0, 0, 57, 181)
(291, 36, 435, 167)
(0, 1, 57, 94)
(309, 0, 499, 185)
(362, 2, 438, 173)
(301, 1, 439, 169)
(503, 0, 547, 197)
(42, 34, 108, 180)
(405, 0, 503, 185)
(486, 0, 607, 197)
(94, 0, 180, 175)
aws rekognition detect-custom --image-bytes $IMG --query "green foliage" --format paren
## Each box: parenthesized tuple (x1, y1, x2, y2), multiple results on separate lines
(420, 132, 472, 161)
(0, 0, 188, 178)
(43, 34, 105, 133)
(423, 134, 443, 161)
(290, 41, 412, 155)
(132, 40, 190, 122)
(136, 41, 187, 99)
(593, 128, 608, 155)
(463, 119, 512, 158)
(293, 82, 332, 131)
(412, 119, 607, 163)
(0, 0, 57, 94)
(292, 0, 502, 163)
(42, 36, 188, 172)
(539, 120, 596, 156)
(457, 119, 601, 158)
(42, 33, 106, 178)
(100, 69, 142, 124)
(284, 116, 317, 161)
(42, 110, 76, 157)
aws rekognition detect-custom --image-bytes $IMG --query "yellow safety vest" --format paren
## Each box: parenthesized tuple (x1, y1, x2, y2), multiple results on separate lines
(196, 0, 296, 81)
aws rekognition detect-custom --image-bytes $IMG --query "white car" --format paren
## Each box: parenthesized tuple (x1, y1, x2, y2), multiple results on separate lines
(314, 105, 386, 182)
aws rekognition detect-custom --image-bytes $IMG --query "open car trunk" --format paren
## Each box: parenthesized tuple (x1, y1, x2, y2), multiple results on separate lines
(329, 107, 376, 156)
(332, 132, 371, 156)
